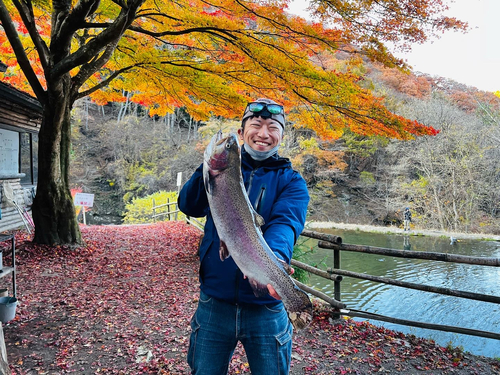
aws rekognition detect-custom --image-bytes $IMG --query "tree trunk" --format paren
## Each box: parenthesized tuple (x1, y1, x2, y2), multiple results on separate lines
(32, 75, 82, 245)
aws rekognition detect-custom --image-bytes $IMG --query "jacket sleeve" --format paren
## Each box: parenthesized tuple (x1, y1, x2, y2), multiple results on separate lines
(263, 171, 309, 263)
(177, 163, 209, 218)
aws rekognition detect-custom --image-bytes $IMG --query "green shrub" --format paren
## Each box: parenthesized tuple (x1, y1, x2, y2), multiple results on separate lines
(123, 190, 186, 224)
(292, 237, 321, 284)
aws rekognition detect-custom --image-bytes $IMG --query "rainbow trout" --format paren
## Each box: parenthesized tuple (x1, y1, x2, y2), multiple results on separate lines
(203, 131, 313, 330)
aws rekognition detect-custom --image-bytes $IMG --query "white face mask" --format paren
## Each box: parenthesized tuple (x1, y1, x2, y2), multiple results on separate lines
(244, 144, 280, 161)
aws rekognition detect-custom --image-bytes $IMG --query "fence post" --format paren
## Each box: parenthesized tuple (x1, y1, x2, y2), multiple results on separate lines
(333, 247, 341, 302)
(167, 198, 171, 221)
(152, 199, 156, 223)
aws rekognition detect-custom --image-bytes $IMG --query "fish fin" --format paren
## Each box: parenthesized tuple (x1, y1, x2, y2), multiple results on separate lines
(248, 278, 270, 298)
(203, 161, 211, 194)
(255, 213, 265, 227)
(219, 240, 230, 261)
(287, 286, 313, 331)
(251, 208, 265, 227)
(277, 258, 294, 275)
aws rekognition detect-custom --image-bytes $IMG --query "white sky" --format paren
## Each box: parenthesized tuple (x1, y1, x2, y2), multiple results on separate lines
(288, 0, 500, 93)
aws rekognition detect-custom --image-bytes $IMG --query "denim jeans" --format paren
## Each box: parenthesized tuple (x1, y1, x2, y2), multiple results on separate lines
(187, 291, 293, 375)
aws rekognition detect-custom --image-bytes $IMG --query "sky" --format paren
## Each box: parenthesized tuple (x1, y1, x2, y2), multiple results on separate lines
(288, 0, 500, 93)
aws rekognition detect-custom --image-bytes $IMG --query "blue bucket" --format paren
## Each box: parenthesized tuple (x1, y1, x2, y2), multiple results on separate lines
(0, 297, 17, 323)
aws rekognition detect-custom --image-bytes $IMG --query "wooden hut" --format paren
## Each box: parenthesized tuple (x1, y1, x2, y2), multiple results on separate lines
(0, 80, 42, 232)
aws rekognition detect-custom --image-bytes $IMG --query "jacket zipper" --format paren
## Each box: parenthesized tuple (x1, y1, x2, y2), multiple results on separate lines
(255, 186, 266, 213)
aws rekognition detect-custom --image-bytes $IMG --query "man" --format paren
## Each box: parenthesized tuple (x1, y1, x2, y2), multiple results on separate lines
(178, 98, 309, 374)
(403, 207, 412, 232)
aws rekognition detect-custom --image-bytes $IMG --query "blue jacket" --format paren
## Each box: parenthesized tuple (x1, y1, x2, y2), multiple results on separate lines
(178, 146, 309, 305)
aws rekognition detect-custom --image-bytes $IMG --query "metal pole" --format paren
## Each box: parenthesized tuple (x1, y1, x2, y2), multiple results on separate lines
(12, 235, 16, 298)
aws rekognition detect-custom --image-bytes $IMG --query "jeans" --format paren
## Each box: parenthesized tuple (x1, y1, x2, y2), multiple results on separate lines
(187, 291, 293, 375)
(404, 219, 411, 231)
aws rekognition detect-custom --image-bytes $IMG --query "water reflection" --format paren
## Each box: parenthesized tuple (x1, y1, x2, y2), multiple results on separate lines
(403, 235, 411, 251)
(302, 228, 500, 358)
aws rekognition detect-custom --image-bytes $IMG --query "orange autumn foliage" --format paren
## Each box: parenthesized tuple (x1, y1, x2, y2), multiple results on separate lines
(0, 0, 466, 143)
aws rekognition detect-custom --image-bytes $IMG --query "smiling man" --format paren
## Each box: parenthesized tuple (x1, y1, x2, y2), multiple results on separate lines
(178, 98, 309, 374)
(238, 98, 285, 157)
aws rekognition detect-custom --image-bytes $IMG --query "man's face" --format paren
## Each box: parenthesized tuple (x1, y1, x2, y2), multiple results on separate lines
(238, 116, 283, 152)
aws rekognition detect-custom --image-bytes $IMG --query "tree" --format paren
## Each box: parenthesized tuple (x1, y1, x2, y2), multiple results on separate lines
(0, 0, 465, 245)
(389, 94, 495, 232)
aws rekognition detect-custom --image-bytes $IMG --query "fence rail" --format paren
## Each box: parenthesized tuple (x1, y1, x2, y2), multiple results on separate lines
(152, 199, 179, 221)
(299, 230, 500, 341)
(151, 203, 500, 341)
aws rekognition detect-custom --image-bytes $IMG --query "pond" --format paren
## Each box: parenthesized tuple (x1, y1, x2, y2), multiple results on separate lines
(300, 228, 500, 358)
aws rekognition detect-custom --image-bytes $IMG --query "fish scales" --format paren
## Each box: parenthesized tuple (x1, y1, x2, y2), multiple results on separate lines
(203, 131, 313, 330)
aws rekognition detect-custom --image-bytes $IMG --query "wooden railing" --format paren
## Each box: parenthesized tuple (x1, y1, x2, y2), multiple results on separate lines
(300, 229, 500, 341)
(151, 204, 500, 341)
(152, 199, 204, 231)
(152, 199, 180, 222)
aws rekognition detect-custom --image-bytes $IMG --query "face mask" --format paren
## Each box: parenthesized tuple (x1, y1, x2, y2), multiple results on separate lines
(244, 144, 280, 161)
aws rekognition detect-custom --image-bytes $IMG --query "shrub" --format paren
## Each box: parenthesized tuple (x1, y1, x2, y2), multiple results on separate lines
(123, 191, 186, 224)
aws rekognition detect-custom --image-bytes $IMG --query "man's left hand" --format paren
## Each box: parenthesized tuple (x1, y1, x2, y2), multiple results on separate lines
(267, 284, 281, 300)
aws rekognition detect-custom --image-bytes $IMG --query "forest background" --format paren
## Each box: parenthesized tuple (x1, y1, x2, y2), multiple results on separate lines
(3, 0, 491, 245)
(69, 55, 500, 235)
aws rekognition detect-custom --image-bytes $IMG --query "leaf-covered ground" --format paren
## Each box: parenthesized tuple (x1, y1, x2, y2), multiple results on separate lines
(2, 222, 499, 374)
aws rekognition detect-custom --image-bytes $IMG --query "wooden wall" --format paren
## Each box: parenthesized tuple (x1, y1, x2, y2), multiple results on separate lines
(0, 82, 40, 233)
(0, 82, 42, 132)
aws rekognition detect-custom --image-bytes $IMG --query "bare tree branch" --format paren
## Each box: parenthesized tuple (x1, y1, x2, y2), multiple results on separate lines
(11, 0, 51, 70)
(75, 65, 137, 99)
(71, 41, 119, 97)
(51, 0, 145, 79)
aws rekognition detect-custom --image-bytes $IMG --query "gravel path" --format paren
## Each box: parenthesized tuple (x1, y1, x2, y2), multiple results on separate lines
(306, 222, 500, 242)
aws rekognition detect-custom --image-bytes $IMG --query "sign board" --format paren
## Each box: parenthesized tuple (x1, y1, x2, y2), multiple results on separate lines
(74, 193, 94, 207)
(176, 172, 182, 187)
(0, 129, 19, 176)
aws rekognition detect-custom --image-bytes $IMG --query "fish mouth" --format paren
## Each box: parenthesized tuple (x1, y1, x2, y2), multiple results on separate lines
(214, 130, 224, 145)
(215, 132, 238, 148)
(216, 137, 229, 146)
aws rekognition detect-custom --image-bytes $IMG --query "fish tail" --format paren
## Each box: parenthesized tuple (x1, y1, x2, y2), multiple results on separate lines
(287, 287, 313, 330)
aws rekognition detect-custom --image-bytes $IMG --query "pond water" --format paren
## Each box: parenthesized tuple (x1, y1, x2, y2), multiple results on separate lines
(301, 228, 500, 358)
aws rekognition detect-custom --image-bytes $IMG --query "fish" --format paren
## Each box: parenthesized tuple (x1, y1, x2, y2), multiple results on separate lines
(203, 131, 313, 330)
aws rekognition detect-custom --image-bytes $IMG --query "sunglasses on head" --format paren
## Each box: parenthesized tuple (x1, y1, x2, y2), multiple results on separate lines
(246, 102, 284, 115)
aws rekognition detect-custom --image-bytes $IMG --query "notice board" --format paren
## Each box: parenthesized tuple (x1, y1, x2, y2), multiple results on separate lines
(0, 129, 19, 176)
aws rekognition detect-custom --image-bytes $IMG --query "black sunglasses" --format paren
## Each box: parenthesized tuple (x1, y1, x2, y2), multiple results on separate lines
(246, 102, 284, 115)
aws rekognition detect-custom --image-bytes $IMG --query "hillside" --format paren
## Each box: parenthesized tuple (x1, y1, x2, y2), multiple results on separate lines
(69, 64, 500, 234)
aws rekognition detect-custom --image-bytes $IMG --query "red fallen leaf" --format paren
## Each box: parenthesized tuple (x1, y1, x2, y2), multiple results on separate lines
(5, 222, 500, 375)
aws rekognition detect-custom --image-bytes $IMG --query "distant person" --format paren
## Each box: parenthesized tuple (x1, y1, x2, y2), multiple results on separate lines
(403, 207, 412, 232)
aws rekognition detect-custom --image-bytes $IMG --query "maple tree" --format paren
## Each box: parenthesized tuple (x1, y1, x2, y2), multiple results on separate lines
(0, 0, 466, 245)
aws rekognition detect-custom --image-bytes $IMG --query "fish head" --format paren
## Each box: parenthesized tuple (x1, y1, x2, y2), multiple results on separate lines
(204, 131, 241, 174)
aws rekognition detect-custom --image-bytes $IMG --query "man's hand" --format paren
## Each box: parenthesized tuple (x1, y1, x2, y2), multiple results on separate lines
(267, 284, 281, 300)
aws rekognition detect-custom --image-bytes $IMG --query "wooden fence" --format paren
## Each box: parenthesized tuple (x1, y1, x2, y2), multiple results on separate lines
(152, 198, 180, 222)
(300, 230, 500, 341)
(152, 203, 500, 341)
(152, 199, 204, 231)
